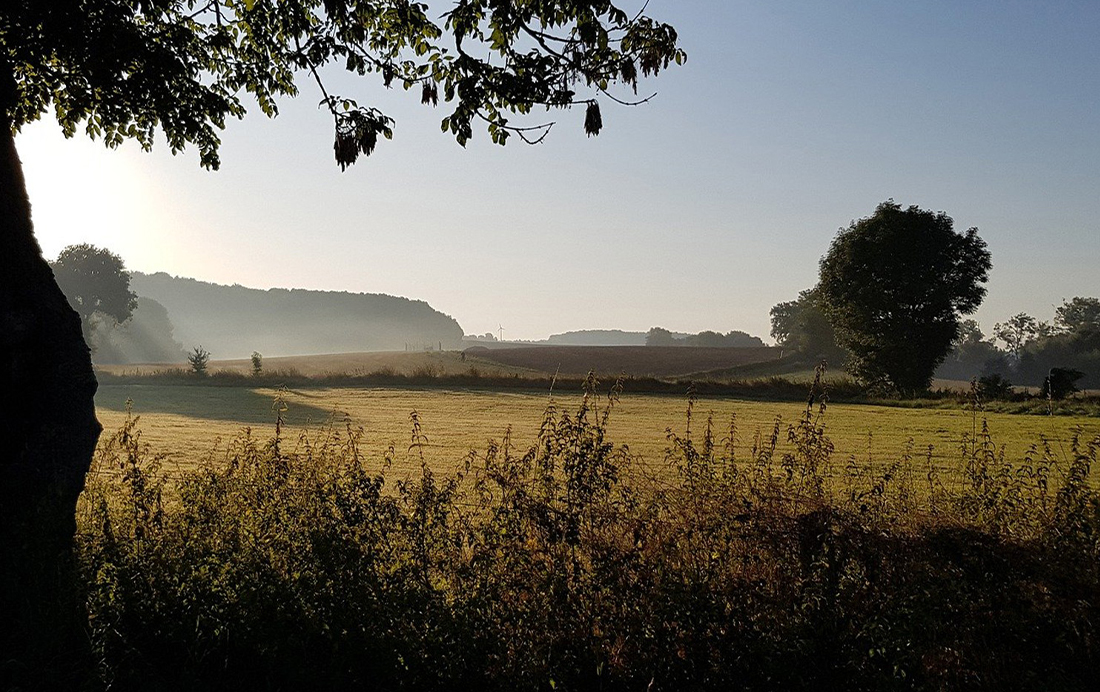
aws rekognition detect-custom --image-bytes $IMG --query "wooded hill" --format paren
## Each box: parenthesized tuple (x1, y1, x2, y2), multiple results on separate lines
(130, 272, 464, 359)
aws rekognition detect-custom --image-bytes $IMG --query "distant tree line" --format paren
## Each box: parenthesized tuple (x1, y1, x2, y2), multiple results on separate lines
(939, 297, 1100, 391)
(132, 272, 465, 358)
(645, 327, 765, 348)
(51, 245, 470, 364)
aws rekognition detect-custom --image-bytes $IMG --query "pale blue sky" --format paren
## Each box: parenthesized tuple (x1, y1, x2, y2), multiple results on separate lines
(18, 1, 1100, 342)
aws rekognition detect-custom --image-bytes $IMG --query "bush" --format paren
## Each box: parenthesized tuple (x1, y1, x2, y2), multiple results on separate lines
(977, 372, 1014, 400)
(1042, 367, 1085, 400)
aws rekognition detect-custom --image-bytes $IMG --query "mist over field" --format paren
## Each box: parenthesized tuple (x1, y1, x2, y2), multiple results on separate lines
(130, 272, 465, 359)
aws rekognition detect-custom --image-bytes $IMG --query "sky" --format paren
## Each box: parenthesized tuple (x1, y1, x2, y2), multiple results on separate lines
(16, 0, 1100, 343)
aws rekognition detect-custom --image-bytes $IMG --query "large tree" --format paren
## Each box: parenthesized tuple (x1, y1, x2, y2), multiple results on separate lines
(817, 201, 991, 394)
(50, 243, 138, 344)
(0, 0, 682, 679)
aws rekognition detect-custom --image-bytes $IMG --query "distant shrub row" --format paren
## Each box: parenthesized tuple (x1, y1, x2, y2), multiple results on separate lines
(94, 366, 1100, 416)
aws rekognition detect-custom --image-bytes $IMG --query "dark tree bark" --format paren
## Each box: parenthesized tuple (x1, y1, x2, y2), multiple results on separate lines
(1, 58, 101, 684)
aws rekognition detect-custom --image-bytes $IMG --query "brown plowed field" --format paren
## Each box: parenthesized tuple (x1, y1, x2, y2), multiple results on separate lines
(466, 345, 779, 378)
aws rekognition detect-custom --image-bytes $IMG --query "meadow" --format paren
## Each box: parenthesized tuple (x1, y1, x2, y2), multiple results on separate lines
(76, 373, 1100, 690)
(95, 380, 1100, 485)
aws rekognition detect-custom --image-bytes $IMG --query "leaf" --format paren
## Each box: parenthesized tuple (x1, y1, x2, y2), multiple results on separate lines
(584, 101, 602, 137)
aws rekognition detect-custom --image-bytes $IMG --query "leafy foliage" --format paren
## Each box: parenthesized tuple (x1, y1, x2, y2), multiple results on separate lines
(1055, 297, 1100, 335)
(2, 1, 684, 169)
(769, 288, 847, 365)
(1042, 367, 1084, 401)
(50, 244, 137, 344)
(994, 312, 1040, 360)
(818, 201, 991, 394)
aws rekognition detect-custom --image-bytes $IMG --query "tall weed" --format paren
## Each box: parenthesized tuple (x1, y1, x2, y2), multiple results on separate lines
(77, 377, 1100, 691)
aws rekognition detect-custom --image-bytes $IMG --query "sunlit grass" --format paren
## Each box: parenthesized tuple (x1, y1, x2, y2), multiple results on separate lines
(95, 383, 1100, 485)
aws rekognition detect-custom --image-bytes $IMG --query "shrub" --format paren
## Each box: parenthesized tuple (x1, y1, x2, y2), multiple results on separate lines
(977, 372, 1014, 400)
(251, 351, 263, 376)
(187, 345, 210, 376)
(1042, 367, 1085, 400)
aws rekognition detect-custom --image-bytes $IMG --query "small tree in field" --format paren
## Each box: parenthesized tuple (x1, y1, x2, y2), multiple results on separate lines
(251, 351, 263, 377)
(1042, 367, 1084, 401)
(818, 201, 991, 395)
(188, 346, 210, 376)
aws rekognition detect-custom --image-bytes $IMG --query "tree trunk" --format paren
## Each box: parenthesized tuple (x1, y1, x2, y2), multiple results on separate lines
(1, 60, 101, 685)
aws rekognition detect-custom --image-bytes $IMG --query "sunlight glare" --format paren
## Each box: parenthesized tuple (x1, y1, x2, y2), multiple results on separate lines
(16, 121, 167, 267)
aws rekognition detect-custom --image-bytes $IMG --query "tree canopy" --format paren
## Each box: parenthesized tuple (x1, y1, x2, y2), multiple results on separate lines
(817, 201, 991, 394)
(2, 1, 684, 169)
(994, 312, 1041, 361)
(769, 288, 846, 365)
(1055, 297, 1100, 335)
(50, 244, 137, 343)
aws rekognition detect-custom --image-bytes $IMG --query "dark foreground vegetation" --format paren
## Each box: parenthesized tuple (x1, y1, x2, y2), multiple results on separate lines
(53, 376, 1100, 691)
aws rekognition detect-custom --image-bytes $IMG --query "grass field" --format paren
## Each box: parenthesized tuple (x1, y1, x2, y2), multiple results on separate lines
(465, 345, 780, 377)
(95, 382, 1100, 484)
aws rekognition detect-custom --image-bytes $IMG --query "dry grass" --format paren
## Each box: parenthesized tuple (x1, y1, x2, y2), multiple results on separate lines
(76, 384, 1100, 691)
(465, 345, 779, 377)
(95, 383, 1100, 485)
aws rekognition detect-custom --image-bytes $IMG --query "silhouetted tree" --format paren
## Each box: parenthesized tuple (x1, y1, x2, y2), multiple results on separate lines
(769, 288, 847, 365)
(682, 330, 765, 348)
(1055, 297, 1100, 334)
(645, 327, 678, 347)
(188, 346, 211, 376)
(937, 318, 1007, 381)
(1041, 367, 1084, 400)
(50, 244, 137, 345)
(0, 1, 683, 678)
(91, 296, 186, 364)
(818, 201, 991, 394)
(994, 313, 1039, 361)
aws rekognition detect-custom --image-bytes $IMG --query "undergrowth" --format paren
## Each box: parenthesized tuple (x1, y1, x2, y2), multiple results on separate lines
(77, 373, 1100, 691)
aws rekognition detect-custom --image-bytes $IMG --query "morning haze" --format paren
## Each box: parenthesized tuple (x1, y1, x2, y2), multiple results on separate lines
(19, 2, 1098, 342)
(4, 2, 1100, 690)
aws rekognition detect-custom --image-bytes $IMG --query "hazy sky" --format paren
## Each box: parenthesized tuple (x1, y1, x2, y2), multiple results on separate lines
(17, 1, 1100, 343)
